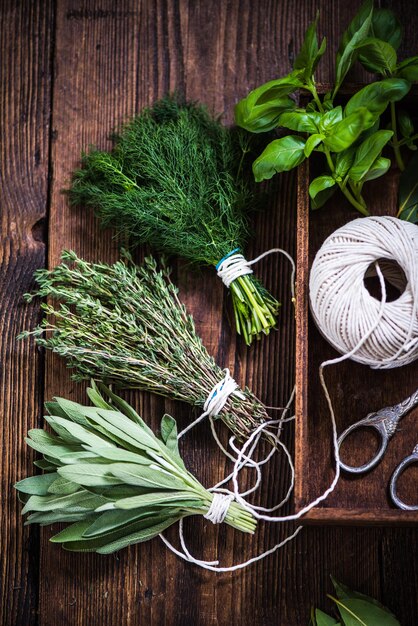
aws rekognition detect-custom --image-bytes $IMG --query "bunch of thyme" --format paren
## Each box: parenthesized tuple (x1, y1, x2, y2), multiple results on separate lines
(15, 384, 256, 554)
(68, 96, 280, 345)
(20, 251, 268, 441)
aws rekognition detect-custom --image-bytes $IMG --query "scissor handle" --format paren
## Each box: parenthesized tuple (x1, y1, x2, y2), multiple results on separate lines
(337, 418, 389, 474)
(389, 445, 418, 511)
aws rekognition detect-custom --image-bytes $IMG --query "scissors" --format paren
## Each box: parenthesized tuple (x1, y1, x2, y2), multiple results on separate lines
(337, 389, 418, 474)
(337, 389, 418, 508)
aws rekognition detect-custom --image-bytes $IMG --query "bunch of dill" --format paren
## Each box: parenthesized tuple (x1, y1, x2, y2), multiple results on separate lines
(20, 251, 268, 441)
(68, 96, 279, 345)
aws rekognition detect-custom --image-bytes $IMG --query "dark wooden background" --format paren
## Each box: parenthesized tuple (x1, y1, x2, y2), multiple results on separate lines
(1, 1, 417, 624)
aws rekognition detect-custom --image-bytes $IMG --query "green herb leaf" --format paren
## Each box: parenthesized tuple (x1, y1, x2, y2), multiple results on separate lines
(253, 136, 306, 181)
(348, 129, 393, 180)
(355, 37, 397, 74)
(235, 74, 301, 132)
(398, 110, 414, 138)
(330, 596, 401, 626)
(334, 0, 373, 96)
(294, 12, 326, 79)
(361, 156, 391, 182)
(309, 175, 336, 201)
(319, 106, 343, 133)
(304, 133, 325, 157)
(398, 152, 418, 222)
(335, 147, 356, 177)
(370, 8, 402, 50)
(311, 185, 337, 210)
(345, 78, 411, 119)
(278, 109, 321, 133)
(315, 609, 340, 626)
(15, 473, 58, 495)
(323, 109, 372, 153)
(396, 55, 418, 82)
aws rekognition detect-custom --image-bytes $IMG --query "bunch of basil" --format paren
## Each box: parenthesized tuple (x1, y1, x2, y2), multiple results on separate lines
(235, 0, 418, 222)
(310, 578, 401, 626)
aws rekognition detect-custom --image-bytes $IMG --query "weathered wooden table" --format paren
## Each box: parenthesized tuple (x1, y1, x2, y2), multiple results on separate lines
(1, 1, 417, 624)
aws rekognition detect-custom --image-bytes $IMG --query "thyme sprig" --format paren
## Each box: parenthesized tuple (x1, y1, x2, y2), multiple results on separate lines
(20, 251, 268, 441)
(15, 384, 256, 554)
(68, 96, 280, 344)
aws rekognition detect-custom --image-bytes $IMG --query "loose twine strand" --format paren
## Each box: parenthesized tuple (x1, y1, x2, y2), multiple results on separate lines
(161, 216, 418, 571)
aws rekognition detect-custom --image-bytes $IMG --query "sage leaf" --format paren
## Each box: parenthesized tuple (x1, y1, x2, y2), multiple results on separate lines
(355, 37, 397, 74)
(109, 462, 186, 490)
(323, 109, 372, 153)
(58, 463, 124, 487)
(345, 78, 411, 119)
(398, 152, 418, 222)
(15, 473, 58, 495)
(47, 477, 81, 495)
(349, 130, 393, 181)
(111, 490, 202, 510)
(253, 136, 306, 181)
(396, 55, 418, 82)
(334, 0, 373, 96)
(96, 516, 181, 554)
(309, 175, 336, 201)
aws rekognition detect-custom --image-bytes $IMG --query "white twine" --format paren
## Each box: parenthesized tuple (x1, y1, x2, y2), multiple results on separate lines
(160, 219, 418, 572)
(216, 250, 253, 288)
(309, 216, 418, 369)
(204, 493, 234, 524)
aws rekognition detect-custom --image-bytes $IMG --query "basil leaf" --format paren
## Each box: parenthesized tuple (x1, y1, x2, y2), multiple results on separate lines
(252, 136, 306, 181)
(311, 185, 337, 210)
(396, 55, 418, 82)
(304, 133, 325, 157)
(315, 609, 340, 626)
(355, 37, 397, 74)
(235, 73, 302, 132)
(345, 78, 411, 119)
(319, 106, 343, 133)
(323, 109, 372, 153)
(278, 109, 320, 133)
(361, 156, 391, 182)
(370, 8, 402, 50)
(332, 597, 401, 626)
(309, 175, 336, 201)
(398, 110, 414, 138)
(334, 0, 373, 96)
(348, 129, 393, 181)
(398, 152, 418, 222)
(294, 12, 326, 79)
(335, 147, 356, 177)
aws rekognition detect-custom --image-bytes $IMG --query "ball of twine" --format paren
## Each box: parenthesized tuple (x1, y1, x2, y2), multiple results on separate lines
(309, 216, 418, 369)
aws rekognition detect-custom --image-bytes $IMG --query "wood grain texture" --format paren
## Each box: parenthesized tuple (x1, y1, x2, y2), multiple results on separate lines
(1, 0, 417, 625)
(0, 2, 54, 624)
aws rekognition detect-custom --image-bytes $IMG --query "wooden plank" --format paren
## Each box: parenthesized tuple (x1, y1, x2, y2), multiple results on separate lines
(0, 2, 54, 625)
(34, 1, 418, 626)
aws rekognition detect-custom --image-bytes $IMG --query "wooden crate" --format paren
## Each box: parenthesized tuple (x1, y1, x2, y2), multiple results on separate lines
(294, 114, 418, 525)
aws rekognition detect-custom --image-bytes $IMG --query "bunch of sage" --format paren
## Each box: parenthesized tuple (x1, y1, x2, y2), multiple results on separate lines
(15, 384, 256, 554)
(20, 251, 268, 441)
(235, 0, 418, 221)
(69, 95, 280, 345)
